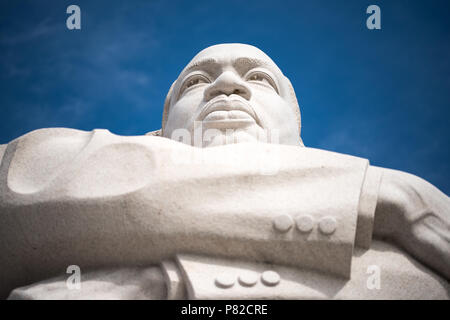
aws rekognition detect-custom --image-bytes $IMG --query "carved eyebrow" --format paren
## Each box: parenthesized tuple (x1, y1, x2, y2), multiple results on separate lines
(233, 57, 275, 73)
(183, 58, 220, 73)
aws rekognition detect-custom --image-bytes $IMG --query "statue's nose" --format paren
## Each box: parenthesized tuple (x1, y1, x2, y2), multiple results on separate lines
(203, 71, 252, 101)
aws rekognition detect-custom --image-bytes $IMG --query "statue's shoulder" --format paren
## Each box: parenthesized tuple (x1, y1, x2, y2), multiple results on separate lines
(0, 128, 101, 195)
(302, 146, 368, 161)
(1, 127, 183, 169)
(281, 145, 370, 171)
(5, 127, 93, 147)
(3, 127, 160, 150)
(0, 128, 182, 196)
(2, 127, 95, 164)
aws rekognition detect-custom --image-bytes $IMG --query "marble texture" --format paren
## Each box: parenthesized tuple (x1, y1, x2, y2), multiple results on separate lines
(1, 43, 449, 300)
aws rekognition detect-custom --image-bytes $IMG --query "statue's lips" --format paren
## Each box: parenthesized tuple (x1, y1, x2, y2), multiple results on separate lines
(197, 99, 259, 128)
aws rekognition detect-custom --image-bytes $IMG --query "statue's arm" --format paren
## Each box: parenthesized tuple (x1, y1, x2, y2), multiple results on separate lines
(371, 166, 450, 279)
(1, 130, 361, 298)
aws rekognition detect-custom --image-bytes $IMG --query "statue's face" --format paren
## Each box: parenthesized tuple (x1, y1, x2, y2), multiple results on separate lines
(163, 44, 301, 147)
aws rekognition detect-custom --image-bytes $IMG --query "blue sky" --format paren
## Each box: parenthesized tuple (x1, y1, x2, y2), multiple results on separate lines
(0, 0, 449, 194)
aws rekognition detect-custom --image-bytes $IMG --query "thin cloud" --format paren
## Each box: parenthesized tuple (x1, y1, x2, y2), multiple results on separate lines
(0, 18, 58, 46)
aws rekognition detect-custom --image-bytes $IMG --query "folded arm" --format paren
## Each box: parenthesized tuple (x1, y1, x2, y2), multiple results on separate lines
(0, 128, 370, 298)
(372, 166, 450, 279)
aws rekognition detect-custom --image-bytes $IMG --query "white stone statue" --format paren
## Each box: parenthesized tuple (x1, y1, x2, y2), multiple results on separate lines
(1, 44, 449, 300)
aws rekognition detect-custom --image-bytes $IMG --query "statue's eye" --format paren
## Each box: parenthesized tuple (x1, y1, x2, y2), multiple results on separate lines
(183, 75, 209, 90)
(248, 73, 269, 84)
(246, 71, 278, 92)
(177, 74, 211, 99)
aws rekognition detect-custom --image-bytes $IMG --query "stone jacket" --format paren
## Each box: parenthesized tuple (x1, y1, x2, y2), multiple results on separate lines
(0, 128, 448, 299)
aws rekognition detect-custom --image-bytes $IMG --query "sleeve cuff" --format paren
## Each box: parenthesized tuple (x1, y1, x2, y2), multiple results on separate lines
(160, 260, 187, 299)
(0, 144, 6, 165)
(355, 165, 383, 249)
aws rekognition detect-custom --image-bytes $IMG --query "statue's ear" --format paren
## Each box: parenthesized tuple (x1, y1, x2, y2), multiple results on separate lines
(145, 80, 176, 137)
(284, 76, 304, 146)
(161, 81, 177, 136)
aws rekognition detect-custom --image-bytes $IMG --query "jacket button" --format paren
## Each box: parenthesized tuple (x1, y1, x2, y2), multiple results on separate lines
(215, 274, 235, 288)
(238, 272, 258, 287)
(295, 215, 314, 233)
(319, 216, 337, 235)
(273, 214, 293, 233)
(261, 270, 280, 286)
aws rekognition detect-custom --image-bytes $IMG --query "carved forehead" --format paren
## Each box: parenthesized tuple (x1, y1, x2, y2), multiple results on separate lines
(182, 43, 283, 75)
